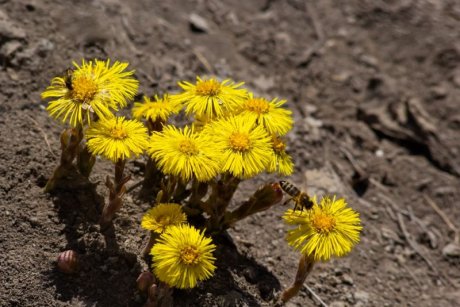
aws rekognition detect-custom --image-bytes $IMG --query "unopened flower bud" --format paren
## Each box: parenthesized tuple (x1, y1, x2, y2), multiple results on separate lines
(57, 250, 79, 274)
(137, 271, 155, 293)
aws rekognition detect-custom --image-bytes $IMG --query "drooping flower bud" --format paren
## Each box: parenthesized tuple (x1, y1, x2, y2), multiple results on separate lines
(137, 271, 155, 293)
(57, 250, 79, 274)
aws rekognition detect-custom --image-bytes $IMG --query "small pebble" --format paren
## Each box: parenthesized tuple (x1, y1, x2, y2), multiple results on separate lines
(442, 242, 460, 258)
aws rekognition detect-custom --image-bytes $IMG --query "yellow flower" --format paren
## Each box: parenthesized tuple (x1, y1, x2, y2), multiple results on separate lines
(86, 117, 149, 162)
(208, 115, 272, 179)
(267, 135, 294, 175)
(42, 59, 138, 127)
(141, 203, 187, 233)
(132, 94, 182, 123)
(148, 125, 222, 182)
(151, 224, 216, 289)
(170, 76, 247, 119)
(236, 93, 293, 135)
(283, 196, 362, 262)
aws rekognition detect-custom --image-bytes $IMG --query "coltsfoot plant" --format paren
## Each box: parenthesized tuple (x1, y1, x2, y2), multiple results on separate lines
(42, 59, 138, 192)
(42, 58, 362, 305)
(279, 196, 362, 303)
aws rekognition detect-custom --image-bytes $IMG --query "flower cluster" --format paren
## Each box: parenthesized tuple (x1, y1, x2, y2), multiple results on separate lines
(146, 76, 295, 181)
(42, 60, 362, 302)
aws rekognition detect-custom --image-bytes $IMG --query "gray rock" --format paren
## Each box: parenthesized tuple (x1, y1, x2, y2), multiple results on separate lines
(354, 290, 369, 304)
(430, 84, 448, 99)
(360, 54, 379, 68)
(189, 13, 209, 33)
(35, 38, 54, 57)
(253, 75, 274, 91)
(442, 242, 460, 258)
(342, 274, 354, 285)
(330, 301, 347, 307)
(0, 10, 26, 40)
(0, 40, 22, 58)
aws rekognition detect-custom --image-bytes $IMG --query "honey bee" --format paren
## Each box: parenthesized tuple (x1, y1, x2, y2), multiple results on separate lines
(63, 68, 74, 91)
(279, 180, 314, 211)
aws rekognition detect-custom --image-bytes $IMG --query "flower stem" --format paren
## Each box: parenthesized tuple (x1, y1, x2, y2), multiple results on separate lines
(100, 159, 130, 230)
(207, 174, 241, 231)
(142, 231, 159, 258)
(76, 143, 95, 178)
(44, 126, 83, 193)
(280, 253, 315, 303)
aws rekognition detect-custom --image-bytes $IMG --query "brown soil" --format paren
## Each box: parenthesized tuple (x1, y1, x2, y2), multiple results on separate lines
(1, 0, 460, 306)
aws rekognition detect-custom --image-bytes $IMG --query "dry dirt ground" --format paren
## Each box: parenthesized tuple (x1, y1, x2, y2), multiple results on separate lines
(1, 0, 460, 306)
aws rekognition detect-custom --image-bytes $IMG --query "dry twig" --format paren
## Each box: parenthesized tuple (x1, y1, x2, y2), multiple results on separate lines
(305, 285, 328, 307)
(193, 48, 214, 74)
(423, 194, 459, 243)
(396, 213, 438, 275)
(296, 2, 326, 67)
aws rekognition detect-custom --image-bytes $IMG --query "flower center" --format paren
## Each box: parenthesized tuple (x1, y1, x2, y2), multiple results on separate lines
(229, 132, 251, 152)
(178, 139, 199, 155)
(311, 213, 336, 234)
(110, 127, 128, 139)
(245, 98, 270, 114)
(180, 246, 200, 265)
(272, 137, 286, 153)
(195, 79, 221, 96)
(71, 75, 98, 102)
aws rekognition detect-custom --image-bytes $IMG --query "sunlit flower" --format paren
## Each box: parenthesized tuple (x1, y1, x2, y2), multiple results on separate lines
(267, 135, 294, 176)
(151, 224, 216, 289)
(148, 125, 222, 182)
(208, 115, 272, 179)
(42, 59, 138, 127)
(236, 93, 293, 135)
(170, 76, 247, 119)
(283, 196, 362, 261)
(132, 94, 182, 123)
(86, 117, 149, 162)
(141, 203, 187, 233)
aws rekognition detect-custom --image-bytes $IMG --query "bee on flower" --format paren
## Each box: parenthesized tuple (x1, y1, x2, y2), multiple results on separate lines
(280, 195, 362, 303)
(283, 195, 362, 261)
(42, 59, 138, 127)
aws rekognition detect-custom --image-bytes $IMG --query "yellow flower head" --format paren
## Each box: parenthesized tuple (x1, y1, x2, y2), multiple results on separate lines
(132, 94, 182, 123)
(151, 224, 216, 289)
(141, 203, 187, 234)
(148, 125, 222, 182)
(267, 135, 294, 176)
(283, 196, 362, 262)
(86, 117, 149, 162)
(42, 59, 138, 127)
(170, 76, 248, 119)
(236, 93, 293, 135)
(207, 115, 272, 179)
